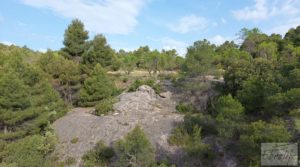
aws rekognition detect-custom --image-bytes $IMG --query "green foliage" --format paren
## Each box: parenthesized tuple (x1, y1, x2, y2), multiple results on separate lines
(0, 49, 67, 140)
(176, 103, 197, 113)
(237, 76, 281, 114)
(168, 124, 214, 166)
(264, 88, 300, 116)
(38, 51, 81, 104)
(83, 34, 117, 70)
(114, 126, 155, 167)
(183, 114, 218, 136)
(183, 39, 215, 78)
(257, 41, 278, 60)
(70, 137, 79, 144)
(143, 50, 161, 75)
(95, 97, 116, 116)
(284, 25, 300, 47)
(63, 19, 89, 58)
(0, 132, 57, 167)
(128, 79, 161, 94)
(82, 141, 114, 167)
(215, 95, 244, 139)
(223, 59, 253, 96)
(240, 28, 269, 57)
(79, 64, 117, 107)
(120, 54, 137, 75)
(238, 120, 291, 166)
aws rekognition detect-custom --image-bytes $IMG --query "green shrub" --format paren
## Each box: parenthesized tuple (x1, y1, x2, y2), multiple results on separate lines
(183, 114, 218, 136)
(95, 98, 116, 116)
(114, 126, 155, 167)
(128, 79, 161, 94)
(82, 141, 115, 167)
(168, 124, 214, 166)
(0, 132, 57, 167)
(176, 103, 196, 113)
(168, 125, 190, 146)
(239, 120, 291, 166)
(70, 137, 79, 144)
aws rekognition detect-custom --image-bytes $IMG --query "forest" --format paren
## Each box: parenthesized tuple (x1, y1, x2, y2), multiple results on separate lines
(0, 19, 299, 167)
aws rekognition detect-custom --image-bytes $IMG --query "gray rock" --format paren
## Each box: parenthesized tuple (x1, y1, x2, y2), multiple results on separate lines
(52, 85, 184, 167)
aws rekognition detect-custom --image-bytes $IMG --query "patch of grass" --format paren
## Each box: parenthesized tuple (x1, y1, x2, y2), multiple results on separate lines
(176, 103, 197, 113)
(70, 137, 79, 144)
(95, 97, 117, 116)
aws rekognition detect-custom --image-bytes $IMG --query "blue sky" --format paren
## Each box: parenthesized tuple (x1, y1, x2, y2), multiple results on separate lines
(0, 0, 300, 55)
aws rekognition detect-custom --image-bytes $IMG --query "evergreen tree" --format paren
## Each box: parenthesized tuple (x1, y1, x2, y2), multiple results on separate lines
(79, 64, 116, 106)
(63, 19, 89, 58)
(83, 35, 115, 67)
(182, 39, 215, 79)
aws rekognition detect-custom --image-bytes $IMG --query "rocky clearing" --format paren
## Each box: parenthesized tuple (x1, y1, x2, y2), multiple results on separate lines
(53, 85, 184, 166)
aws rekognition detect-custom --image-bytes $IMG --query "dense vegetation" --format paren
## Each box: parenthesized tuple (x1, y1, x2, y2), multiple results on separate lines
(0, 18, 299, 166)
(169, 27, 300, 166)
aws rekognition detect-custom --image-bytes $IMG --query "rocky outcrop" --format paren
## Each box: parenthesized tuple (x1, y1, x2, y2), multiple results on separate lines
(53, 85, 184, 166)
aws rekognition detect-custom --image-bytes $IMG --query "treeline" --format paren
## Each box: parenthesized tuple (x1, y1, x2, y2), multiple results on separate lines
(169, 26, 300, 166)
(41, 19, 183, 105)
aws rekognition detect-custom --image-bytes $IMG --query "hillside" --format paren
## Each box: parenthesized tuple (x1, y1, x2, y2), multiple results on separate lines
(0, 19, 299, 167)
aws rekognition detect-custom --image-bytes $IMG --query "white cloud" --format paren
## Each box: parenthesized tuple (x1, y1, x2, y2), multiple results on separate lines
(161, 37, 188, 56)
(232, 0, 268, 21)
(209, 35, 232, 46)
(267, 17, 300, 35)
(1, 41, 14, 46)
(21, 0, 147, 34)
(232, 0, 300, 21)
(168, 14, 208, 34)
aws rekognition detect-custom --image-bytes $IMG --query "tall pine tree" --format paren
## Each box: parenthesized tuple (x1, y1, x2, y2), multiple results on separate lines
(63, 19, 89, 59)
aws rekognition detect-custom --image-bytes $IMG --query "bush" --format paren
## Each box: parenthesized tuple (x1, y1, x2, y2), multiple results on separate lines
(70, 137, 79, 144)
(128, 79, 161, 94)
(114, 126, 155, 167)
(82, 141, 114, 167)
(238, 120, 291, 166)
(176, 103, 197, 113)
(183, 114, 218, 136)
(95, 98, 116, 116)
(168, 124, 214, 166)
(0, 132, 57, 167)
(215, 95, 244, 139)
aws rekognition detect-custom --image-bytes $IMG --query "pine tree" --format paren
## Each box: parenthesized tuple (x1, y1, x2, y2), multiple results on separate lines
(79, 64, 116, 106)
(63, 19, 89, 58)
(83, 34, 116, 69)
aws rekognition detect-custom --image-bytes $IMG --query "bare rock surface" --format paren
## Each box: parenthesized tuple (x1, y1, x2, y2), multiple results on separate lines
(53, 85, 184, 166)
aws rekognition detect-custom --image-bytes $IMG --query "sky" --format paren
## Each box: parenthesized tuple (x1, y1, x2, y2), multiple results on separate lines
(0, 0, 300, 55)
